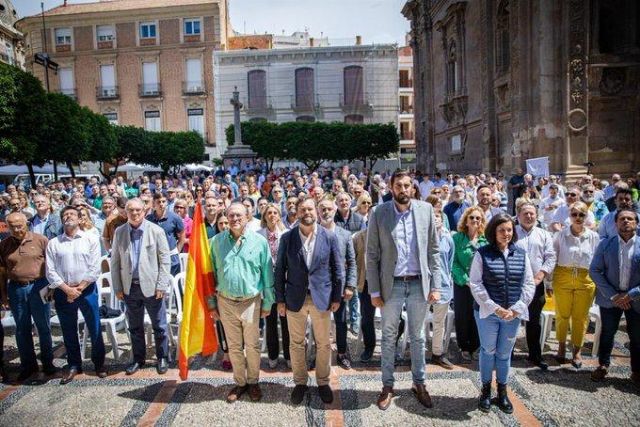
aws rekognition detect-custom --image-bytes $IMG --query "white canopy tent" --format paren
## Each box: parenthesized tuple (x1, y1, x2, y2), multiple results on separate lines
(116, 163, 163, 173)
(0, 163, 71, 175)
(183, 163, 213, 172)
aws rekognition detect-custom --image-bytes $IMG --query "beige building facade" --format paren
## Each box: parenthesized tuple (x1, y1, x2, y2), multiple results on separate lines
(17, 0, 231, 158)
(398, 44, 416, 169)
(0, 0, 23, 67)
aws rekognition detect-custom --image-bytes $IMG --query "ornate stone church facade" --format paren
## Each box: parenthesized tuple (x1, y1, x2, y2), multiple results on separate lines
(402, 0, 639, 178)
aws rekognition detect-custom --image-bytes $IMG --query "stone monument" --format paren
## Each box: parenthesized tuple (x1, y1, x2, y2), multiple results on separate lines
(221, 86, 257, 170)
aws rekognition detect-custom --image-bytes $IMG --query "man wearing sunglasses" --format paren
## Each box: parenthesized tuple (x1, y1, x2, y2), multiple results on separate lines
(581, 184, 609, 226)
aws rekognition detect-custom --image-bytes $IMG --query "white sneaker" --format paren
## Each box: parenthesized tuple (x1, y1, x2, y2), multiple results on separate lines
(268, 358, 278, 369)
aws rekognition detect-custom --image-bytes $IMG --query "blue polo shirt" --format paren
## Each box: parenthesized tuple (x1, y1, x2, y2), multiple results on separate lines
(146, 210, 184, 266)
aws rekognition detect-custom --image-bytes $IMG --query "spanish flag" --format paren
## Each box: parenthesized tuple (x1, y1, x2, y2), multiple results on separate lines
(178, 202, 218, 380)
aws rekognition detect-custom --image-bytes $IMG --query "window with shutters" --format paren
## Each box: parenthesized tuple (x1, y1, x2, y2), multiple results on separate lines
(98, 64, 117, 98)
(139, 22, 156, 39)
(184, 58, 203, 94)
(58, 68, 75, 97)
(141, 62, 160, 96)
(103, 112, 118, 125)
(145, 111, 161, 132)
(343, 66, 364, 107)
(495, 1, 510, 75)
(184, 18, 201, 35)
(247, 70, 267, 109)
(97, 25, 114, 42)
(295, 68, 314, 109)
(55, 28, 71, 45)
(187, 108, 205, 138)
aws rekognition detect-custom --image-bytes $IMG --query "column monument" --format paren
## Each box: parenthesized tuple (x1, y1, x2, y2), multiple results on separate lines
(221, 86, 257, 170)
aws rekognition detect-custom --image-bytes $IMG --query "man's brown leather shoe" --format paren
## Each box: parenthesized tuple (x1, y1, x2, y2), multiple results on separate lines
(591, 366, 608, 382)
(226, 385, 248, 403)
(248, 384, 262, 401)
(60, 367, 82, 385)
(377, 385, 394, 410)
(412, 383, 433, 408)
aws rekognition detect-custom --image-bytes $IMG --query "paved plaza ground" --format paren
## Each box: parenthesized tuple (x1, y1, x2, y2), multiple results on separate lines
(0, 320, 638, 426)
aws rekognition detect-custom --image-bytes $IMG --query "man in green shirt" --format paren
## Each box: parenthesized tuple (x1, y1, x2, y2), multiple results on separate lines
(209, 202, 274, 403)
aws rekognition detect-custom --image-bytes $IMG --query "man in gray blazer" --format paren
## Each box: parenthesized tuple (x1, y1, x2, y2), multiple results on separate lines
(366, 170, 442, 410)
(111, 198, 172, 375)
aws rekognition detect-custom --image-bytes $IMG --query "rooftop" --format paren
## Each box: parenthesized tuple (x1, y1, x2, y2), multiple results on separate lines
(25, 0, 218, 18)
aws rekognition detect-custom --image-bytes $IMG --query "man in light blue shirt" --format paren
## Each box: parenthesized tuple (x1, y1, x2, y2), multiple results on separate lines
(209, 202, 274, 403)
(28, 195, 61, 240)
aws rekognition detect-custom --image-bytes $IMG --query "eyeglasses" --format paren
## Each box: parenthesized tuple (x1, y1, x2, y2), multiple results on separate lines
(360, 201, 372, 205)
(175, 206, 186, 210)
(566, 193, 577, 197)
(433, 191, 442, 194)
(571, 212, 586, 218)
(583, 190, 594, 194)
(468, 215, 482, 221)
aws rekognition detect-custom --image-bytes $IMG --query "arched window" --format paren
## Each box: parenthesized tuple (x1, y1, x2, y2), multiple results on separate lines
(344, 114, 363, 124)
(295, 68, 314, 108)
(495, 0, 510, 75)
(247, 70, 267, 109)
(446, 42, 458, 94)
(343, 66, 364, 107)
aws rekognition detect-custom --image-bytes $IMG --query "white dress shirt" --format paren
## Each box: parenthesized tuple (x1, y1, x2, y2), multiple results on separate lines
(46, 230, 101, 288)
(299, 224, 318, 268)
(539, 196, 566, 228)
(553, 226, 599, 269)
(468, 248, 536, 320)
(515, 225, 557, 277)
(619, 235, 636, 291)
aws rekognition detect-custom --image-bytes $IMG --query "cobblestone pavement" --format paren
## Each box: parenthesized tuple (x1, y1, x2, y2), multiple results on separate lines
(0, 322, 638, 426)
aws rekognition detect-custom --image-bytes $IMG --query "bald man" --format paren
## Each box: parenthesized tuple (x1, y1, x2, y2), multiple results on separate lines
(0, 213, 55, 382)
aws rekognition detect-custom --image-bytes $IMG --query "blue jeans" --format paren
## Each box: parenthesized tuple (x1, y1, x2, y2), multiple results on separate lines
(54, 283, 105, 370)
(348, 291, 360, 331)
(474, 311, 520, 384)
(381, 279, 428, 387)
(8, 278, 54, 371)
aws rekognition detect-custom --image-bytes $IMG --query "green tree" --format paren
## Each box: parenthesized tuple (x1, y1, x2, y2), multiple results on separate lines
(0, 64, 48, 187)
(226, 121, 286, 170)
(132, 130, 204, 175)
(82, 107, 117, 178)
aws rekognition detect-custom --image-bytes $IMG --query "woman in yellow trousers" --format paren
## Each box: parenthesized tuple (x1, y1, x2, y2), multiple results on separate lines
(552, 201, 600, 368)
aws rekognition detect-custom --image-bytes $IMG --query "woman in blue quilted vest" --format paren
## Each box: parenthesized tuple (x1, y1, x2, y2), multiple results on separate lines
(468, 214, 535, 414)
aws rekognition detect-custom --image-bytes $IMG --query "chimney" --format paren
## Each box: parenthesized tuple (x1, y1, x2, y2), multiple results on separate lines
(355, 35, 362, 45)
(309, 37, 314, 47)
(64, 0, 68, 5)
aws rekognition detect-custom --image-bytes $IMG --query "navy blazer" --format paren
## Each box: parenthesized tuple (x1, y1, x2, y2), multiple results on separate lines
(274, 225, 344, 312)
(589, 235, 640, 313)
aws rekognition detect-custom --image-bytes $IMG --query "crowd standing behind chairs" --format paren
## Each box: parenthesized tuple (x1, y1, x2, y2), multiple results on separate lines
(0, 166, 640, 411)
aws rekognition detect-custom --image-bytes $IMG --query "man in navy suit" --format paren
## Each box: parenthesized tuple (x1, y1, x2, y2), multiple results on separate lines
(589, 208, 640, 386)
(275, 198, 344, 405)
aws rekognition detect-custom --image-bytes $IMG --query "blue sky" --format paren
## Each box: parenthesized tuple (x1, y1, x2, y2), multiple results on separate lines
(18, 0, 410, 45)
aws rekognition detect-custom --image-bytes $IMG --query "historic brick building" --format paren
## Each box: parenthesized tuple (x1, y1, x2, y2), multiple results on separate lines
(402, 0, 639, 178)
(17, 0, 231, 160)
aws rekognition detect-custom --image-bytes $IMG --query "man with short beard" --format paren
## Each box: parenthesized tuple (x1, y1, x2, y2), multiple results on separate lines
(283, 195, 299, 230)
(317, 198, 356, 369)
(599, 188, 640, 240)
(476, 185, 503, 223)
(443, 185, 471, 231)
(367, 169, 442, 410)
(204, 196, 219, 239)
(46, 206, 106, 384)
(275, 198, 343, 405)
(581, 184, 609, 225)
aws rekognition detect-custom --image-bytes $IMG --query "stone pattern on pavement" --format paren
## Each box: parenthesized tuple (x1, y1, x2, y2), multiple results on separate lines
(0, 319, 638, 426)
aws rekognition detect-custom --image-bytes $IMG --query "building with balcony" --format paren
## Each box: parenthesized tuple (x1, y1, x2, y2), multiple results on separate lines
(17, 0, 232, 158)
(398, 44, 416, 169)
(213, 41, 398, 158)
(0, 0, 23, 67)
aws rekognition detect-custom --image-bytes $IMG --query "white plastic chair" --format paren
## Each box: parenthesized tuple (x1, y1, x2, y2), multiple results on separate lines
(166, 272, 185, 347)
(398, 306, 455, 358)
(81, 272, 128, 360)
(539, 309, 555, 349)
(589, 304, 602, 356)
(179, 253, 189, 273)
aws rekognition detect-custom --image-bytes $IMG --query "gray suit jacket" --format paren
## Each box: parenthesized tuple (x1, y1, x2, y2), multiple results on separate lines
(110, 219, 172, 298)
(366, 200, 441, 302)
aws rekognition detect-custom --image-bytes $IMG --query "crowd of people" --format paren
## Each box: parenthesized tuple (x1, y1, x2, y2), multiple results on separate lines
(0, 165, 639, 413)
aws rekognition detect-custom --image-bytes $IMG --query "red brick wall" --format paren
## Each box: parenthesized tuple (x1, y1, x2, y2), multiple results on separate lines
(160, 19, 179, 45)
(74, 26, 94, 51)
(116, 22, 136, 48)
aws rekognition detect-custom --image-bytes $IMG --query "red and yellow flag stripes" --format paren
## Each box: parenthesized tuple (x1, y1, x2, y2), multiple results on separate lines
(178, 202, 218, 380)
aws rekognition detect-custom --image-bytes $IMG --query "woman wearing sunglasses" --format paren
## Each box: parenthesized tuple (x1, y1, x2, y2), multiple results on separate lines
(552, 201, 599, 368)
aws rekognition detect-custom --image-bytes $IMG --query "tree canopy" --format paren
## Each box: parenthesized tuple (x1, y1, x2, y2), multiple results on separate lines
(226, 121, 399, 170)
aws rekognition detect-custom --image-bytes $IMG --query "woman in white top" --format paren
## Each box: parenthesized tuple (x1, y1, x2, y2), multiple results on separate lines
(552, 201, 600, 369)
(257, 203, 290, 369)
(468, 213, 535, 414)
(77, 206, 105, 255)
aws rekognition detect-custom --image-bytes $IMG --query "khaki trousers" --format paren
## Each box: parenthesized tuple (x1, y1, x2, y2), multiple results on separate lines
(287, 295, 331, 386)
(218, 294, 262, 386)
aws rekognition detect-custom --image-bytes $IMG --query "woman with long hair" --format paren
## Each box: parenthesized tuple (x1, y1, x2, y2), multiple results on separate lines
(219, 184, 233, 209)
(174, 199, 193, 253)
(257, 203, 290, 369)
(426, 194, 450, 231)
